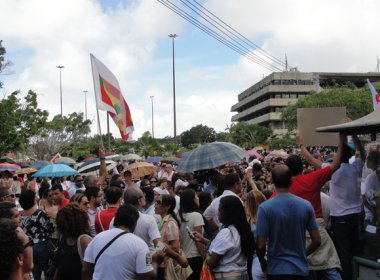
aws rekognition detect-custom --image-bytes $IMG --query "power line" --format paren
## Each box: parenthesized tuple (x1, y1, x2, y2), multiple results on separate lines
(158, 0, 282, 72)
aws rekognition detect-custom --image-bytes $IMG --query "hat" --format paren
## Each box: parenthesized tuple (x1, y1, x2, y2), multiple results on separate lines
(153, 187, 169, 195)
(174, 179, 189, 189)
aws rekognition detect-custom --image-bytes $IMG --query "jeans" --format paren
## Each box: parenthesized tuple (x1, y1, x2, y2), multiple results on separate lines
(309, 268, 342, 280)
(32, 239, 55, 280)
(187, 256, 203, 280)
(331, 213, 363, 280)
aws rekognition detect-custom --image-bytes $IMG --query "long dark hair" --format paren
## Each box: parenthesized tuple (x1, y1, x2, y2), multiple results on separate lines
(219, 196, 255, 258)
(161, 194, 181, 227)
(179, 188, 198, 223)
(56, 204, 90, 239)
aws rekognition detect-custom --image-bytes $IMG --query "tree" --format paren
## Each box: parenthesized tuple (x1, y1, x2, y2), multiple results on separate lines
(0, 40, 12, 88)
(180, 124, 216, 148)
(228, 122, 273, 149)
(267, 133, 297, 150)
(30, 112, 91, 159)
(282, 84, 373, 132)
(135, 132, 162, 158)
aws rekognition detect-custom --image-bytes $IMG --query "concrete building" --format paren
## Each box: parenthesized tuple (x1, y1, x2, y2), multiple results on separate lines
(231, 71, 380, 134)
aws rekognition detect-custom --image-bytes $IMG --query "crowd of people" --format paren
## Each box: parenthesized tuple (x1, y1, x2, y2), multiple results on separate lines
(0, 133, 380, 280)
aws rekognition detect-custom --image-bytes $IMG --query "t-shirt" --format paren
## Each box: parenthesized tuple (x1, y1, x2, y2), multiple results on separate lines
(256, 194, 318, 276)
(290, 166, 332, 218)
(95, 207, 118, 233)
(179, 212, 204, 258)
(133, 213, 161, 248)
(208, 225, 247, 273)
(363, 170, 380, 221)
(329, 159, 364, 216)
(84, 228, 153, 280)
(58, 198, 69, 210)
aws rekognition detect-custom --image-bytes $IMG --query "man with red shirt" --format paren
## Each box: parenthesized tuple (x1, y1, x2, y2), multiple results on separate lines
(51, 184, 69, 210)
(283, 133, 345, 279)
(95, 186, 123, 233)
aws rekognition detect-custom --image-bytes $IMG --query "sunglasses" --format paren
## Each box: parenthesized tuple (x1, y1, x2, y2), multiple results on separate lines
(155, 200, 162, 205)
(24, 237, 33, 249)
(76, 180, 83, 182)
(150, 180, 157, 183)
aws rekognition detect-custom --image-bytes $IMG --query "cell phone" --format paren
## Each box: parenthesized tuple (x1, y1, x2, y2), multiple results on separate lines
(155, 241, 166, 252)
(186, 226, 195, 239)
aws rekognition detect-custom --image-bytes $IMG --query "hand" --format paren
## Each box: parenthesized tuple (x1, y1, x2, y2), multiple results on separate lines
(192, 231, 207, 244)
(177, 255, 189, 268)
(296, 132, 303, 145)
(99, 145, 105, 158)
(245, 168, 253, 179)
(152, 251, 165, 265)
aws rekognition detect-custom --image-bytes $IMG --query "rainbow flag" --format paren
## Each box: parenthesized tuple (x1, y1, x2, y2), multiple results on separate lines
(90, 54, 134, 141)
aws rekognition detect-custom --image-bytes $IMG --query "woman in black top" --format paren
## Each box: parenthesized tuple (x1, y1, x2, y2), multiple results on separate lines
(55, 204, 92, 280)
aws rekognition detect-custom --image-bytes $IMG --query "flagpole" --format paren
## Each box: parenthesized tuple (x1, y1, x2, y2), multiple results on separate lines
(90, 54, 104, 147)
(107, 113, 111, 150)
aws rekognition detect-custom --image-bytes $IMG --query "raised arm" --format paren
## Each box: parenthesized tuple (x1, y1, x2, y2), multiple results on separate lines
(330, 133, 345, 173)
(297, 133, 323, 170)
(352, 135, 366, 161)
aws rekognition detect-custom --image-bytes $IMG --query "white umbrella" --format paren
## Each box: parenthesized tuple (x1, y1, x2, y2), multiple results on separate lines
(122, 154, 142, 161)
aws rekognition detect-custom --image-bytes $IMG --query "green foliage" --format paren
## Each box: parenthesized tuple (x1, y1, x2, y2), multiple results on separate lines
(282, 84, 373, 132)
(228, 122, 273, 149)
(0, 40, 12, 88)
(180, 124, 216, 148)
(267, 133, 297, 150)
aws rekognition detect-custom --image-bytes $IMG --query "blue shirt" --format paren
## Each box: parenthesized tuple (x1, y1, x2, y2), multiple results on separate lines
(256, 193, 318, 276)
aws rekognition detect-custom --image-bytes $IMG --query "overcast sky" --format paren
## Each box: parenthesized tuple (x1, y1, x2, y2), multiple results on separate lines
(1, 0, 379, 140)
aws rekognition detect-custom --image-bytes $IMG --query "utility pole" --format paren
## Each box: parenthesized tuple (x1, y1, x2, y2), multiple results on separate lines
(169, 34, 178, 141)
(56, 65, 64, 117)
(83, 90, 88, 120)
(150, 96, 154, 138)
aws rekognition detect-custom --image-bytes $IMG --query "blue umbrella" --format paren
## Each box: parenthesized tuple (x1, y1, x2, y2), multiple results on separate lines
(146, 156, 162, 163)
(33, 164, 79, 178)
(176, 142, 247, 172)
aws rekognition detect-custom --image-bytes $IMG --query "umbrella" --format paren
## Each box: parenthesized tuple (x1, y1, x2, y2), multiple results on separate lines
(15, 168, 38, 175)
(122, 154, 142, 161)
(146, 156, 162, 163)
(268, 150, 288, 158)
(176, 142, 247, 172)
(0, 163, 21, 172)
(105, 154, 121, 161)
(161, 156, 180, 163)
(33, 164, 78, 178)
(0, 156, 16, 164)
(30, 160, 50, 170)
(127, 162, 157, 178)
(245, 150, 263, 159)
(56, 157, 76, 164)
(17, 162, 30, 168)
(176, 151, 190, 158)
(78, 158, 117, 176)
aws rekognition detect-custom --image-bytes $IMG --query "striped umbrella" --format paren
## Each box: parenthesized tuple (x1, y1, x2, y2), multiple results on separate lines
(15, 167, 38, 175)
(0, 163, 21, 172)
(176, 142, 247, 172)
(78, 158, 117, 176)
(0, 156, 17, 164)
(32, 164, 78, 178)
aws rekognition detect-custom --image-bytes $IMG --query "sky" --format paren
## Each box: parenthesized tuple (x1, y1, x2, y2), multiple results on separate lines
(1, 0, 379, 140)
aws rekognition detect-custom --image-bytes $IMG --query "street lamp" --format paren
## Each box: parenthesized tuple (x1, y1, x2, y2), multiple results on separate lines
(168, 34, 178, 140)
(56, 65, 64, 117)
(83, 90, 88, 120)
(150, 96, 154, 138)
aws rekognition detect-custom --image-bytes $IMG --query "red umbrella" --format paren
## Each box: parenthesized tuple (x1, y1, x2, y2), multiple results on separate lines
(268, 150, 289, 158)
(245, 150, 263, 159)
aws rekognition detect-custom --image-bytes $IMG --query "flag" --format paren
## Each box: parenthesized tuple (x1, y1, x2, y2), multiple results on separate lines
(50, 153, 62, 163)
(90, 54, 134, 141)
(367, 79, 380, 111)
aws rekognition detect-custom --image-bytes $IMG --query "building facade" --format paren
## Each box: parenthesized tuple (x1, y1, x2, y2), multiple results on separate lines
(231, 71, 380, 134)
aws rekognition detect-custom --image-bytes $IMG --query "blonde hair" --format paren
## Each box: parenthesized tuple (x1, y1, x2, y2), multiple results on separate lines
(245, 190, 266, 224)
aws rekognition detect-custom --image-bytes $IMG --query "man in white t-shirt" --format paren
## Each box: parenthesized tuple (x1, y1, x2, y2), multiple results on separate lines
(82, 204, 160, 280)
(203, 173, 243, 231)
(123, 188, 161, 247)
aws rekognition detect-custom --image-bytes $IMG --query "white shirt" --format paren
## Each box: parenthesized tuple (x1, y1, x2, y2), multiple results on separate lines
(84, 228, 153, 280)
(88, 207, 101, 237)
(208, 225, 246, 273)
(133, 213, 161, 248)
(363, 171, 380, 221)
(68, 185, 86, 197)
(329, 159, 364, 216)
(179, 212, 205, 258)
(203, 190, 240, 226)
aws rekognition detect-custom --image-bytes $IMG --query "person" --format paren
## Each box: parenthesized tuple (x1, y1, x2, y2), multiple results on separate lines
(325, 136, 365, 280)
(178, 188, 205, 280)
(83, 175, 99, 188)
(19, 189, 55, 280)
(0, 219, 33, 280)
(194, 195, 255, 280)
(203, 173, 243, 231)
(256, 165, 321, 280)
(51, 184, 69, 210)
(159, 164, 174, 181)
(82, 204, 161, 280)
(0, 187, 17, 203)
(149, 176, 159, 188)
(165, 181, 180, 213)
(54, 204, 92, 280)
(0, 201, 21, 226)
(68, 175, 86, 197)
(123, 170, 138, 189)
(70, 192, 90, 212)
(85, 187, 104, 237)
(155, 194, 187, 279)
(95, 186, 122, 233)
(245, 190, 266, 280)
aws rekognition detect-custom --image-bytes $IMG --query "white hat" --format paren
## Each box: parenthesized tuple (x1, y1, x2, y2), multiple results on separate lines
(153, 187, 169, 195)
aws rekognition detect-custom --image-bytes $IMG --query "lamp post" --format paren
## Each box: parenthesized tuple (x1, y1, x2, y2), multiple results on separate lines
(83, 90, 88, 120)
(56, 65, 64, 117)
(168, 34, 178, 141)
(150, 95, 154, 138)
